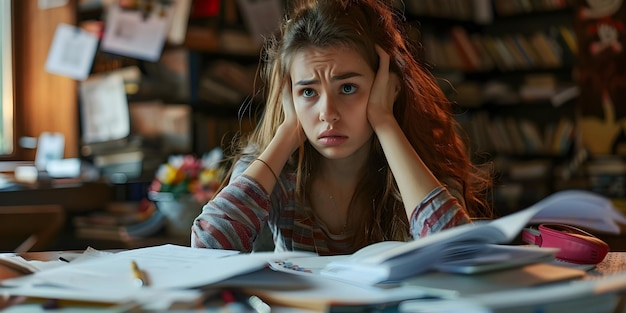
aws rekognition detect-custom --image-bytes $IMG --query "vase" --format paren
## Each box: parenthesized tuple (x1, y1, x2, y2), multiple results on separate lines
(149, 192, 202, 238)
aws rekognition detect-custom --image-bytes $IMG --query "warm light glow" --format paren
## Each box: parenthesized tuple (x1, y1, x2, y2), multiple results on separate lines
(0, 0, 14, 155)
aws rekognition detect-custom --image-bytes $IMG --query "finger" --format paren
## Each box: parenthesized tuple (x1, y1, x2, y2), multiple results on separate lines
(371, 45, 391, 105)
(281, 81, 295, 113)
(391, 72, 401, 100)
(375, 45, 390, 81)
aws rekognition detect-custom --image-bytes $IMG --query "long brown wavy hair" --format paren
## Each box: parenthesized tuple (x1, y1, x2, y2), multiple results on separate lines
(226, 0, 493, 251)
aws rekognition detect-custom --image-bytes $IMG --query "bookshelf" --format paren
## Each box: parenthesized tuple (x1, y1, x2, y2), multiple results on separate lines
(407, 0, 580, 214)
(183, 0, 271, 155)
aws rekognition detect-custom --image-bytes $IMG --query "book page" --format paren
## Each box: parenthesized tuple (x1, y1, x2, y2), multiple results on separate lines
(529, 190, 626, 233)
(405, 262, 586, 296)
(319, 189, 626, 285)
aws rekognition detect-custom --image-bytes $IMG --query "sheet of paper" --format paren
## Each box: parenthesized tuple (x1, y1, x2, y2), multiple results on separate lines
(101, 4, 172, 62)
(2, 245, 312, 292)
(79, 73, 130, 143)
(0, 284, 205, 310)
(45, 23, 99, 80)
(243, 269, 433, 312)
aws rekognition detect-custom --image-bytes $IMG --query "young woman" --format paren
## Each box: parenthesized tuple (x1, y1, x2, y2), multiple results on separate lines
(191, 0, 492, 255)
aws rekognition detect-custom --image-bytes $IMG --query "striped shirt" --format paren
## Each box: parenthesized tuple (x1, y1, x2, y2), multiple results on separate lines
(191, 158, 471, 255)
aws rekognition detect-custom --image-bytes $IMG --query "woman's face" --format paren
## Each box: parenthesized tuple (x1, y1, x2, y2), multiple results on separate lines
(290, 46, 376, 160)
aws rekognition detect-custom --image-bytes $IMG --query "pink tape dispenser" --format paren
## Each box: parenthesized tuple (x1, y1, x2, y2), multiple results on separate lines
(522, 223, 610, 264)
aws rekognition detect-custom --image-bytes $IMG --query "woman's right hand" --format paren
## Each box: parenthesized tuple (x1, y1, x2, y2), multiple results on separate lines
(279, 81, 305, 152)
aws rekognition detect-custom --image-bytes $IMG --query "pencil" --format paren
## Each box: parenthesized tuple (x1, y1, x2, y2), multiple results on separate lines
(131, 260, 149, 287)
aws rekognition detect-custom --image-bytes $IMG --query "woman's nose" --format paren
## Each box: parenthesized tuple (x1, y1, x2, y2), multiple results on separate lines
(319, 95, 339, 122)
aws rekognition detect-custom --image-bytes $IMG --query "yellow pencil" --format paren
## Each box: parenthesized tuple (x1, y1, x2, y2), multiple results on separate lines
(130, 260, 149, 287)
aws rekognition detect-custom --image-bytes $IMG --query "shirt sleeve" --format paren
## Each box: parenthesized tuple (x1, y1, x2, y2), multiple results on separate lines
(191, 158, 271, 252)
(409, 185, 471, 239)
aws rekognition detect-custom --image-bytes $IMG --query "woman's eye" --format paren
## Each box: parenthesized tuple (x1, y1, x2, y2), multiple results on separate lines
(341, 84, 357, 94)
(303, 88, 317, 98)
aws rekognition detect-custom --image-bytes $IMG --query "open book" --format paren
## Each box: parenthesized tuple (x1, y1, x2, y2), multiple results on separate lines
(313, 189, 626, 285)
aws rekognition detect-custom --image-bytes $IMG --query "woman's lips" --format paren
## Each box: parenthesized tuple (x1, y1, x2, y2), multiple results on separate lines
(318, 131, 348, 146)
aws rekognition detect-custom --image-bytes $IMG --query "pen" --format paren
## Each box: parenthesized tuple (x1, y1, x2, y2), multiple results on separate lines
(131, 260, 149, 287)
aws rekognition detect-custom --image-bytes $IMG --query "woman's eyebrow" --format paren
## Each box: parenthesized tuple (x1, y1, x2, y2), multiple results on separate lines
(294, 78, 317, 86)
(294, 72, 364, 86)
(332, 72, 363, 81)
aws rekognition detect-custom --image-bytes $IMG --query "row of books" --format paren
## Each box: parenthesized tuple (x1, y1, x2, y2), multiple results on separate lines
(193, 113, 256, 155)
(405, 0, 571, 23)
(493, 0, 572, 16)
(196, 59, 258, 108)
(458, 111, 575, 156)
(422, 24, 577, 72)
(72, 199, 166, 243)
(405, 0, 494, 24)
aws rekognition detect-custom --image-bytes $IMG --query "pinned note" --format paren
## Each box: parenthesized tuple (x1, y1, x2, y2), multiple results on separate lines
(101, 4, 172, 62)
(45, 23, 99, 81)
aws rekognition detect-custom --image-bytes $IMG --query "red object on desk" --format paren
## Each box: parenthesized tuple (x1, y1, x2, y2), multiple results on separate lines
(522, 223, 610, 264)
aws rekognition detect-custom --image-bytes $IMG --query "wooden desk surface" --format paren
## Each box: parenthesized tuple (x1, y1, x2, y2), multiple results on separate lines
(1, 251, 625, 313)
(0, 180, 113, 212)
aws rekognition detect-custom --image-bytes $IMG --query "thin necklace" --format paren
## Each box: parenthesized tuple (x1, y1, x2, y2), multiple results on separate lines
(328, 193, 348, 235)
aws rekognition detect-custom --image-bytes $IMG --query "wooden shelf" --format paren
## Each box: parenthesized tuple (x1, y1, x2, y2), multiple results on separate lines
(184, 26, 261, 57)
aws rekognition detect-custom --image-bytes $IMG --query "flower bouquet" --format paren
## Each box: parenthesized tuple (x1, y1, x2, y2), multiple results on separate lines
(148, 147, 224, 236)
(149, 147, 224, 204)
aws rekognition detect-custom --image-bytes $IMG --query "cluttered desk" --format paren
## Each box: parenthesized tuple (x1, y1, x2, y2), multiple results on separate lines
(0, 245, 625, 313)
(1, 189, 626, 312)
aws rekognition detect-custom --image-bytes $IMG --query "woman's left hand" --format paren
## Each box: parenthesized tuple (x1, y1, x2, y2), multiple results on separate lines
(367, 46, 401, 129)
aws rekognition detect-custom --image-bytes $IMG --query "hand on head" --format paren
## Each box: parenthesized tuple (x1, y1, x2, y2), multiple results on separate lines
(367, 46, 401, 128)
(281, 79, 306, 150)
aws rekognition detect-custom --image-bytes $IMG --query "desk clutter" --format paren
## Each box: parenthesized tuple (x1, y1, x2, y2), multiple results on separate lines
(1, 189, 626, 312)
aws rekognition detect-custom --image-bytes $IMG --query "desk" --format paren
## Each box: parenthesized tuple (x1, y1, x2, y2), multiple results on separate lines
(2, 251, 626, 313)
(0, 180, 113, 212)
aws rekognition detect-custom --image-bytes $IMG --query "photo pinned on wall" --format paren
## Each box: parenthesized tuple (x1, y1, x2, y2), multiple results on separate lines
(100, 3, 173, 62)
(44, 23, 99, 81)
(79, 73, 130, 144)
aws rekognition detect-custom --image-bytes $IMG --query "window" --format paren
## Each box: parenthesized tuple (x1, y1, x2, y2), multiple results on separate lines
(0, 0, 14, 156)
